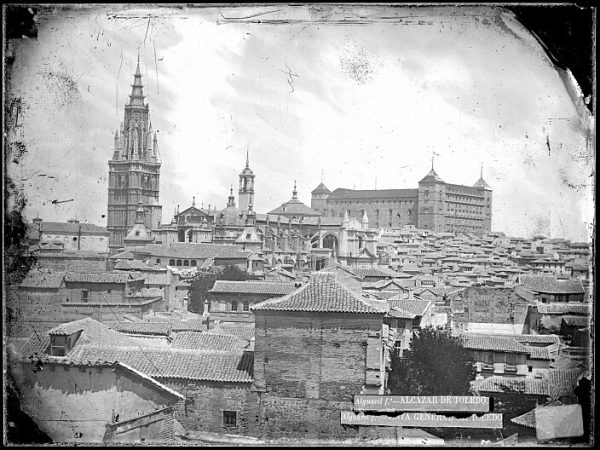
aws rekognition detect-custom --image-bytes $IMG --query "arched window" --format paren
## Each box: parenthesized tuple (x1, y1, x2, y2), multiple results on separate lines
(188, 230, 193, 243)
(178, 229, 185, 242)
(183, 260, 189, 266)
(358, 236, 363, 249)
(169, 259, 175, 266)
(176, 260, 182, 266)
(323, 234, 338, 250)
(191, 260, 197, 266)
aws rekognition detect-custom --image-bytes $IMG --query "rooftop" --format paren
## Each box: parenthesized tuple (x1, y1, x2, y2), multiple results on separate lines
(519, 275, 584, 294)
(209, 280, 297, 295)
(171, 332, 248, 351)
(252, 272, 386, 314)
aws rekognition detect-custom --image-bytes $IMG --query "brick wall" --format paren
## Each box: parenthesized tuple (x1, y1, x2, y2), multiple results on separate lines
(160, 380, 257, 435)
(209, 293, 286, 323)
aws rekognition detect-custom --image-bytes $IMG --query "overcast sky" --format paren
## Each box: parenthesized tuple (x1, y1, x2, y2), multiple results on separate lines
(7, 5, 593, 241)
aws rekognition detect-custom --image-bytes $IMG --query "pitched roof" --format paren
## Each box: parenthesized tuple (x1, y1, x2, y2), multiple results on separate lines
(387, 298, 431, 317)
(519, 276, 584, 294)
(471, 376, 549, 396)
(547, 369, 585, 399)
(64, 272, 143, 284)
(513, 334, 561, 345)
(461, 334, 530, 354)
(252, 272, 386, 314)
(267, 199, 321, 217)
(419, 168, 445, 184)
(527, 346, 551, 361)
(353, 267, 400, 278)
(31, 221, 109, 235)
(320, 263, 361, 278)
(171, 332, 248, 351)
(209, 323, 255, 341)
(209, 280, 297, 295)
(328, 188, 418, 200)
(19, 271, 65, 289)
(561, 315, 589, 327)
(536, 303, 591, 315)
(109, 321, 172, 336)
(311, 182, 331, 194)
(114, 259, 164, 271)
(510, 400, 566, 429)
(136, 243, 251, 260)
(67, 346, 254, 382)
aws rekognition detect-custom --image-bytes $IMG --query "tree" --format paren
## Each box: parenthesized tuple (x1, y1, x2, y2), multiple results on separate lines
(188, 265, 259, 313)
(387, 327, 476, 396)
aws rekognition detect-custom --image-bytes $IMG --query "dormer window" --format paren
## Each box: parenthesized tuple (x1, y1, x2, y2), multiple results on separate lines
(50, 335, 67, 356)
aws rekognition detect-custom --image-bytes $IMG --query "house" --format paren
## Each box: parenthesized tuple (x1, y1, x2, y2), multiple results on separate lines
(10, 318, 185, 443)
(352, 266, 400, 283)
(250, 272, 387, 439)
(13, 317, 256, 436)
(525, 303, 592, 335)
(320, 263, 363, 296)
(515, 275, 585, 303)
(27, 217, 110, 253)
(450, 286, 533, 335)
(384, 297, 434, 355)
(461, 334, 553, 379)
(208, 281, 298, 323)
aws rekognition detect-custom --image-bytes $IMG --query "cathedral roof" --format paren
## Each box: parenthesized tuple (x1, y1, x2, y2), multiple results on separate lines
(311, 182, 331, 195)
(267, 182, 321, 217)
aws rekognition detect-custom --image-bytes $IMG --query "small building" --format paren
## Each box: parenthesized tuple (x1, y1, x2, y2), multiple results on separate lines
(515, 275, 585, 303)
(10, 318, 185, 443)
(27, 217, 110, 253)
(208, 281, 297, 323)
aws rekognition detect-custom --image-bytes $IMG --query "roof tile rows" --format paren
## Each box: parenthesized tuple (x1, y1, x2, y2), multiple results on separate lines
(67, 346, 254, 382)
(252, 272, 386, 314)
(19, 271, 66, 289)
(536, 303, 591, 315)
(64, 272, 144, 284)
(520, 276, 585, 294)
(171, 332, 248, 351)
(134, 243, 251, 260)
(471, 376, 549, 396)
(461, 334, 530, 354)
(209, 323, 256, 341)
(387, 298, 431, 317)
(209, 280, 297, 295)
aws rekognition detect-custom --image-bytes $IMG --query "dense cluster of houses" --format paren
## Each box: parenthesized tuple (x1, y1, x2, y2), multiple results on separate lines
(6, 224, 592, 444)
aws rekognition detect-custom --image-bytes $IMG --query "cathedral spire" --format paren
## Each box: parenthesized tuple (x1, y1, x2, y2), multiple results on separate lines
(128, 53, 145, 107)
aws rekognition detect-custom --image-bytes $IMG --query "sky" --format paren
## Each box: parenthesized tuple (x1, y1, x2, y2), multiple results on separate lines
(6, 5, 594, 241)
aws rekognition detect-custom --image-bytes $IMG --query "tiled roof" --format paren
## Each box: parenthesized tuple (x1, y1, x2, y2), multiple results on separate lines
(137, 243, 251, 260)
(527, 346, 551, 360)
(252, 272, 386, 314)
(64, 272, 142, 284)
(561, 315, 589, 327)
(209, 280, 297, 295)
(513, 334, 561, 345)
(19, 271, 65, 289)
(519, 276, 584, 294)
(353, 267, 400, 278)
(387, 308, 417, 319)
(536, 303, 591, 315)
(471, 376, 549, 396)
(461, 334, 530, 354)
(67, 346, 254, 382)
(328, 188, 418, 200)
(548, 369, 585, 399)
(171, 332, 248, 350)
(209, 323, 255, 341)
(320, 263, 361, 278)
(171, 319, 207, 332)
(387, 298, 431, 317)
(311, 182, 331, 194)
(109, 322, 172, 336)
(114, 259, 164, 271)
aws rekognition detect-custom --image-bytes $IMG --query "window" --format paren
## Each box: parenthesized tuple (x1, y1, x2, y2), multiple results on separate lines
(73, 237, 78, 241)
(191, 260, 197, 266)
(81, 290, 89, 303)
(231, 300, 238, 311)
(156, 259, 161, 265)
(528, 366, 533, 373)
(223, 411, 238, 428)
(183, 260, 190, 266)
(176, 260, 182, 266)
(243, 301, 250, 312)
(169, 259, 175, 266)
(50, 335, 67, 356)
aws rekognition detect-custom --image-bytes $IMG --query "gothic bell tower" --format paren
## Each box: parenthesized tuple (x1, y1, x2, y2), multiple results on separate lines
(238, 148, 255, 214)
(107, 55, 163, 253)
